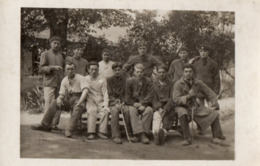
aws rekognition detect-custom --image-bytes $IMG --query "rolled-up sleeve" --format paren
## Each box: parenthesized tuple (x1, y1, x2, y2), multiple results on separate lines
(101, 80, 109, 107)
(59, 79, 67, 96)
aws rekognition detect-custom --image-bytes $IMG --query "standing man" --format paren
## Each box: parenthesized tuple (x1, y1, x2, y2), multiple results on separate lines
(66, 43, 88, 76)
(40, 36, 65, 129)
(168, 47, 190, 85)
(84, 61, 110, 140)
(173, 63, 226, 146)
(152, 65, 175, 145)
(125, 63, 154, 144)
(123, 41, 163, 78)
(98, 48, 115, 79)
(31, 62, 88, 138)
(107, 62, 132, 144)
(193, 44, 221, 97)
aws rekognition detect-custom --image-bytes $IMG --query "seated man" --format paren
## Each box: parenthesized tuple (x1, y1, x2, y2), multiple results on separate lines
(31, 62, 88, 138)
(152, 64, 175, 145)
(84, 61, 110, 140)
(173, 63, 226, 146)
(125, 63, 154, 144)
(107, 62, 132, 144)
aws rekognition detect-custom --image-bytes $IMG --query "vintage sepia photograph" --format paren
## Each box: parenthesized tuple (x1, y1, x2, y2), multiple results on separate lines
(20, 8, 235, 160)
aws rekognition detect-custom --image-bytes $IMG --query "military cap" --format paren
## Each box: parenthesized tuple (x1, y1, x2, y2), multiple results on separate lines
(73, 43, 84, 50)
(137, 40, 147, 48)
(178, 46, 189, 53)
(112, 62, 123, 70)
(198, 44, 211, 52)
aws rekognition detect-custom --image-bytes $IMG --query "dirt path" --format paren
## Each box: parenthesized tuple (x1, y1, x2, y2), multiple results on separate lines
(20, 98, 234, 160)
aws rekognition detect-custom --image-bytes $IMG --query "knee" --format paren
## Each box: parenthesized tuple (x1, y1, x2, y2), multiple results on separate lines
(87, 108, 97, 116)
(111, 106, 120, 115)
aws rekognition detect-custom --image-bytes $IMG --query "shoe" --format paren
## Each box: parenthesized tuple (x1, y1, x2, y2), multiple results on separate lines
(51, 125, 62, 131)
(212, 138, 229, 146)
(97, 133, 108, 139)
(181, 139, 192, 146)
(65, 130, 73, 138)
(217, 135, 226, 140)
(113, 137, 122, 144)
(140, 133, 150, 144)
(158, 128, 166, 145)
(31, 124, 51, 132)
(130, 136, 139, 143)
(87, 134, 95, 140)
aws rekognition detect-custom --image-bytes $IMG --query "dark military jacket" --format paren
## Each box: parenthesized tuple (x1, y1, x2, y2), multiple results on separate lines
(107, 74, 126, 106)
(168, 59, 188, 85)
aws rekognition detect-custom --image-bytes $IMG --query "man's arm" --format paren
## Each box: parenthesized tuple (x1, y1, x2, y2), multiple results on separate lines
(167, 61, 175, 80)
(140, 79, 154, 107)
(74, 88, 88, 108)
(101, 79, 109, 107)
(213, 64, 221, 95)
(199, 80, 219, 110)
(39, 52, 62, 74)
(172, 83, 190, 105)
(125, 79, 135, 105)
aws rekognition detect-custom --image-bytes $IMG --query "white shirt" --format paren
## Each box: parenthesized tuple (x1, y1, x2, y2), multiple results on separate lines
(98, 60, 115, 79)
(59, 74, 87, 96)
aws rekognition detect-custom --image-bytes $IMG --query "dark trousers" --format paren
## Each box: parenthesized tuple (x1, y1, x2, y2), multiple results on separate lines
(110, 105, 132, 138)
(41, 96, 84, 132)
(162, 110, 175, 131)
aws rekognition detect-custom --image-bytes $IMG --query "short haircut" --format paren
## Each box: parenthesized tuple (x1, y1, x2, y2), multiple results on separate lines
(157, 64, 168, 72)
(101, 48, 110, 56)
(134, 63, 144, 71)
(178, 47, 189, 54)
(112, 62, 123, 70)
(88, 61, 99, 69)
(66, 61, 76, 68)
(49, 36, 62, 43)
(73, 43, 83, 50)
(183, 63, 195, 72)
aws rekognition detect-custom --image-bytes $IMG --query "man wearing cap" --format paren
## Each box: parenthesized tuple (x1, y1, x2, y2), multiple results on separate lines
(84, 61, 110, 140)
(152, 64, 175, 145)
(123, 41, 163, 78)
(125, 63, 154, 144)
(107, 62, 133, 144)
(173, 63, 226, 146)
(98, 48, 115, 79)
(66, 43, 88, 76)
(31, 62, 88, 138)
(168, 46, 191, 85)
(39, 36, 65, 129)
(193, 44, 221, 97)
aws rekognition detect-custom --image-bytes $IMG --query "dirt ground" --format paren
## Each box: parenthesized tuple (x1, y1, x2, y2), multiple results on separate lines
(20, 98, 234, 160)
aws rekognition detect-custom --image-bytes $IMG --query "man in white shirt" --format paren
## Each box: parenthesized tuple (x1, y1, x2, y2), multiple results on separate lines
(31, 62, 88, 138)
(84, 61, 110, 140)
(98, 48, 115, 79)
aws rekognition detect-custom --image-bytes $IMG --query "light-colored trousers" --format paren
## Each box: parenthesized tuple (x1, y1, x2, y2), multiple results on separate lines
(86, 100, 109, 134)
(43, 87, 61, 126)
(152, 111, 163, 134)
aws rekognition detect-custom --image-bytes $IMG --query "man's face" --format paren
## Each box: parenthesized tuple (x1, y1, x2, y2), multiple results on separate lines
(113, 67, 122, 76)
(183, 68, 194, 81)
(65, 64, 76, 78)
(50, 40, 61, 51)
(134, 68, 143, 79)
(73, 48, 84, 59)
(199, 49, 209, 58)
(88, 65, 99, 78)
(157, 68, 167, 80)
(138, 46, 147, 56)
(102, 52, 110, 62)
(179, 51, 189, 60)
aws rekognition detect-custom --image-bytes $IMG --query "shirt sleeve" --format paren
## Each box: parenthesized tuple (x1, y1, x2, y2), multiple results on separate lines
(101, 79, 109, 107)
(168, 61, 175, 80)
(59, 78, 67, 96)
(80, 76, 89, 91)
(39, 52, 52, 74)
(125, 79, 135, 105)
(213, 64, 221, 95)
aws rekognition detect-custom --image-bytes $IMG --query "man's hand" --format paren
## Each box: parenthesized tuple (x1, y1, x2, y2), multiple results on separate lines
(134, 102, 142, 108)
(73, 102, 82, 109)
(56, 97, 63, 108)
(158, 108, 166, 118)
(208, 106, 217, 113)
(188, 89, 196, 99)
(138, 105, 145, 112)
(104, 106, 111, 113)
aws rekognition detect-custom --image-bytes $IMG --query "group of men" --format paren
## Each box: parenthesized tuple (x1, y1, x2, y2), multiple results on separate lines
(31, 36, 226, 146)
